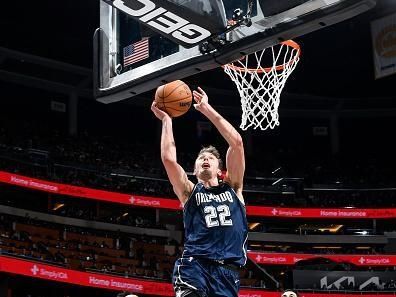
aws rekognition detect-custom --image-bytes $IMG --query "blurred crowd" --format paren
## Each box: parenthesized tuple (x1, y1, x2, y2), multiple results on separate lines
(1, 132, 396, 207)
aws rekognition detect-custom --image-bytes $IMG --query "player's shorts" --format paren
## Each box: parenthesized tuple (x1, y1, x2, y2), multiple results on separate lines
(172, 257, 241, 297)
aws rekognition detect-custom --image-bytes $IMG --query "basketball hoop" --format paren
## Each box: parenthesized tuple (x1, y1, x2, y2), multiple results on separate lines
(223, 40, 301, 130)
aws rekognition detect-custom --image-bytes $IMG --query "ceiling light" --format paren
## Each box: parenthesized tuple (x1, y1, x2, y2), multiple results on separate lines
(52, 203, 64, 211)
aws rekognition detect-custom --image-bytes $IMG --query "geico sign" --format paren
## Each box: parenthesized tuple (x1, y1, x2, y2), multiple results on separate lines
(112, 0, 211, 45)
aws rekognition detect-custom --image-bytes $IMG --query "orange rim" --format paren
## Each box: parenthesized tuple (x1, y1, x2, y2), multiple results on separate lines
(223, 40, 301, 73)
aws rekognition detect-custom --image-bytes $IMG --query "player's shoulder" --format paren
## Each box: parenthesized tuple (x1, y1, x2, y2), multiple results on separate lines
(222, 178, 242, 192)
(182, 182, 200, 209)
(221, 180, 245, 205)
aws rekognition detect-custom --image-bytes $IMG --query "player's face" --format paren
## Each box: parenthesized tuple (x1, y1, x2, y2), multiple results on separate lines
(194, 152, 220, 180)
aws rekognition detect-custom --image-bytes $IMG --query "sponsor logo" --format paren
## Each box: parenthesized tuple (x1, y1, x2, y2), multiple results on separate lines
(293, 257, 305, 263)
(262, 256, 287, 263)
(112, 0, 211, 45)
(254, 254, 287, 263)
(375, 25, 396, 58)
(31, 265, 39, 275)
(30, 265, 68, 280)
(179, 101, 191, 107)
(130, 196, 160, 206)
(359, 257, 390, 265)
(321, 276, 355, 290)
(320, 210, 367, 217)
(320, 275, 385, 290)
(11, 176, 58, 192)
(272, 208, 301, 217)
(88, 276, 144, 291)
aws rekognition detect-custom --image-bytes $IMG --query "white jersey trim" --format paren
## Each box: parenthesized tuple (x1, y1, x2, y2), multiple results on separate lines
(242, 233, 248, 266)
(174, 256, 198, 291)
(223, 181, 245, 206)
(182, 183, 199, 211)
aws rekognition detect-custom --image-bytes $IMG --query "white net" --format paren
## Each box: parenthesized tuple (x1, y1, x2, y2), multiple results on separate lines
(223, 40, 300, 130)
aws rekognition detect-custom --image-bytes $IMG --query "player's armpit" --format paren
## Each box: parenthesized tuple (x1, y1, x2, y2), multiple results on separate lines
(174, 172, 194, 204)
(223, 176, 245, 204)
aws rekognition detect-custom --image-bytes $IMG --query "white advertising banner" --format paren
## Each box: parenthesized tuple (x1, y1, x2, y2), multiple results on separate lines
(371, 13, 396, 79)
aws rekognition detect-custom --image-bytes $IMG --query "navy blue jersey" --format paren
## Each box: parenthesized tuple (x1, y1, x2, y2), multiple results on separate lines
(182, 182, 248, 266)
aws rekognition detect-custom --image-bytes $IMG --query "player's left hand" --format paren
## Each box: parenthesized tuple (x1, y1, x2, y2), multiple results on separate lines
(151, 101, 171, 121)
(193, 87, 209, 113)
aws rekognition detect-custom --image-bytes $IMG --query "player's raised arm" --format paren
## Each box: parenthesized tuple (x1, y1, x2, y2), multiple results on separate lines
(151, 102, 194, 204)
(192, 87, 245, 198)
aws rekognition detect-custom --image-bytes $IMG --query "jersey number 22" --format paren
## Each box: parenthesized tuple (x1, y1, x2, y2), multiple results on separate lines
(204, 205, 233, 227)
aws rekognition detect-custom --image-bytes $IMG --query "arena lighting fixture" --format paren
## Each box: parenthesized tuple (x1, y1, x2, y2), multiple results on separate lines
(318, 224, 344, 233)
(249, 222, 261, 230)
(313, 246, 343, 249)
(298, 223, 344, 233)
(52, 203, 65, 211)
(272, 167, 282, 174)
(272, 178, 284, 185)
(249, 244, 263, 247)
(356, 246, 372, 249)
(355, 230, 369, 235)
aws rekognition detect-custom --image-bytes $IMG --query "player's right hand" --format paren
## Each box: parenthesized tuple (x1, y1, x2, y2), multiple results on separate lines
(151, 101, 171, 121)
(193, 87, 210, 113)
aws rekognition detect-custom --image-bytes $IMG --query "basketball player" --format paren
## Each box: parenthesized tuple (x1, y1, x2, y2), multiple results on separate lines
(151, 87, 247, 297)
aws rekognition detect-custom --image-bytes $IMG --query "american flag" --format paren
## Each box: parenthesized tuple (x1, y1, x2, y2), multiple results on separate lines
(123, 38, 149, 67)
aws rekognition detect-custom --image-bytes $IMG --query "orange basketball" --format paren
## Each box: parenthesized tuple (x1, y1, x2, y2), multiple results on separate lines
(154, 80, 192, 118)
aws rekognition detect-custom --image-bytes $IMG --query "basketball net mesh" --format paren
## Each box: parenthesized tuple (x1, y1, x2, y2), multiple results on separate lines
(223, 40, 300, 130)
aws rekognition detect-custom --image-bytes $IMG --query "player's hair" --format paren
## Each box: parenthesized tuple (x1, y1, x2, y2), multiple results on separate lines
(197, 145, 223, 170)
(282, 290, 299, 297)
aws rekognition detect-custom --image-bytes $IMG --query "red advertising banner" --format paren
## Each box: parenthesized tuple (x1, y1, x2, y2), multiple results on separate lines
(298, 295, 395, 297)
(239, 292, 395, 297)
(247, 205, 396, 219)
(0, 255, 173, 295)
(1, 171, 396, 219)
(1, 256, 394, 297)
(249, 252, 396, 266)
(0, 171, 181, 210)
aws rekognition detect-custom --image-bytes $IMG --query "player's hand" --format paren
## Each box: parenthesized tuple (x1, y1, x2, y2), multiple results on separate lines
(193, 87, 210, 113)
(151, 101, 171, 121)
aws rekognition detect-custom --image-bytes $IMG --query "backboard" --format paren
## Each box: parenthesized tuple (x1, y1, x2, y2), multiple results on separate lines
(94, 0, 376, 104)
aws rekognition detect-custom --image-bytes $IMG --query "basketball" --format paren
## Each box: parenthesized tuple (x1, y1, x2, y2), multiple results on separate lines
(154, 80, 192, 118)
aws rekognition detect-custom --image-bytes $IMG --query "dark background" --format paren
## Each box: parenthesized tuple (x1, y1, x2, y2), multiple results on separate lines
(1, 0, 395, 98)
